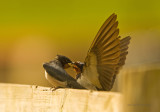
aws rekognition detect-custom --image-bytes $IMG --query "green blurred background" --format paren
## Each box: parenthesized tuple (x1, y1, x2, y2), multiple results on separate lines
(0, 0, 160, 87)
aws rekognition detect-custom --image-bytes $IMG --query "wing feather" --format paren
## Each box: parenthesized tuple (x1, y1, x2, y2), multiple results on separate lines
(80, 14, 130, 91)
(110, 36, 131, 89)
(89, 13, 117, 52)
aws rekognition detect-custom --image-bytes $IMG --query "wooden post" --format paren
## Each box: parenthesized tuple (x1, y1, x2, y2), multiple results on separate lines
(120, 65, 160, 112)
(1, 64, 159, 112)
(0, 83, 122, 112)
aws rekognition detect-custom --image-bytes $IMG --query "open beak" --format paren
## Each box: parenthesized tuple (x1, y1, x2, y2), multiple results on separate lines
(64, 62, 74, 69)
(68, 62, 74, 67)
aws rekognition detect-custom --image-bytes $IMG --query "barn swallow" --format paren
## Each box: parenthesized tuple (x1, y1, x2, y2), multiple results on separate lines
(43, 55, 85, 89)
(69, 13, 131, 91)
(43, 13, 131, 91)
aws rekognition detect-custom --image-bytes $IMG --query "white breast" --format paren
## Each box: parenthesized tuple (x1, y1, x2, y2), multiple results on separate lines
(45, 71, 67, 88)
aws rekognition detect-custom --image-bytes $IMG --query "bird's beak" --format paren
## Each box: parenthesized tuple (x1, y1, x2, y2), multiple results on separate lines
(68, 62, 74, 67)
(64, 62, 74, 69)
(68, 62, 78, 69)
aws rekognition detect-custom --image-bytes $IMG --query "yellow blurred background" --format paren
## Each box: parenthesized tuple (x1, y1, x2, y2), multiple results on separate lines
(0, 0, 160, 87)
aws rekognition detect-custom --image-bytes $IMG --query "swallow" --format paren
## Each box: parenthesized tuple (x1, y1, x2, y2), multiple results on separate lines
(43, 13, 131, 91)
(43, 55, 85, 89)
(69, 13, 131, 91)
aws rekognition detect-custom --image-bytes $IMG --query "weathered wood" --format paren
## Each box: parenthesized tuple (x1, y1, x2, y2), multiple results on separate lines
(120, 65, 160, 112)
(1, 65, 159, 112)
(0, 83, 122, 112)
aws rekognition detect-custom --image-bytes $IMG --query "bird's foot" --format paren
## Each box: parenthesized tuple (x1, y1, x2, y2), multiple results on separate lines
(50, 87, 61, 91)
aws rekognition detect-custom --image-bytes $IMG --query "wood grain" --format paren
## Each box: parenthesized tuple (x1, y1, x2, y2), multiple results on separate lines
(0, 83, 122, 112)
(1, 64, 160, 112)
(119, 65, 160, 112)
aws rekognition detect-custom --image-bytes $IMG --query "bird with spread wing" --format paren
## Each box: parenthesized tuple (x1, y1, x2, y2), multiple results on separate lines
(43, 13, 131, 91)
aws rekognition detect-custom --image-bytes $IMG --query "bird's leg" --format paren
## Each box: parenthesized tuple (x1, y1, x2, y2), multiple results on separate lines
(50, 87, 62, 91)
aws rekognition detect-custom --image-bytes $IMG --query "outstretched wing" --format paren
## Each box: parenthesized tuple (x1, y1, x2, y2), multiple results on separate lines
(81, 13, 130, 91)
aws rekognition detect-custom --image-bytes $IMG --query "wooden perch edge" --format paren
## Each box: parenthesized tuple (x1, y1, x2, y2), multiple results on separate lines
(0, 83, 122, 112)
(1, 64, 160, 112)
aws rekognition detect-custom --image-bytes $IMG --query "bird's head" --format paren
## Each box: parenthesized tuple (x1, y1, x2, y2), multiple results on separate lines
(55, 55, 72, 69)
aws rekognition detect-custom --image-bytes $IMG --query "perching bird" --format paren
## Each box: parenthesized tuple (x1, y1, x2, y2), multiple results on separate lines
(70, 13, 131, 91)
(43, 13, 131, 91)
(43, 55, 85, 89)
